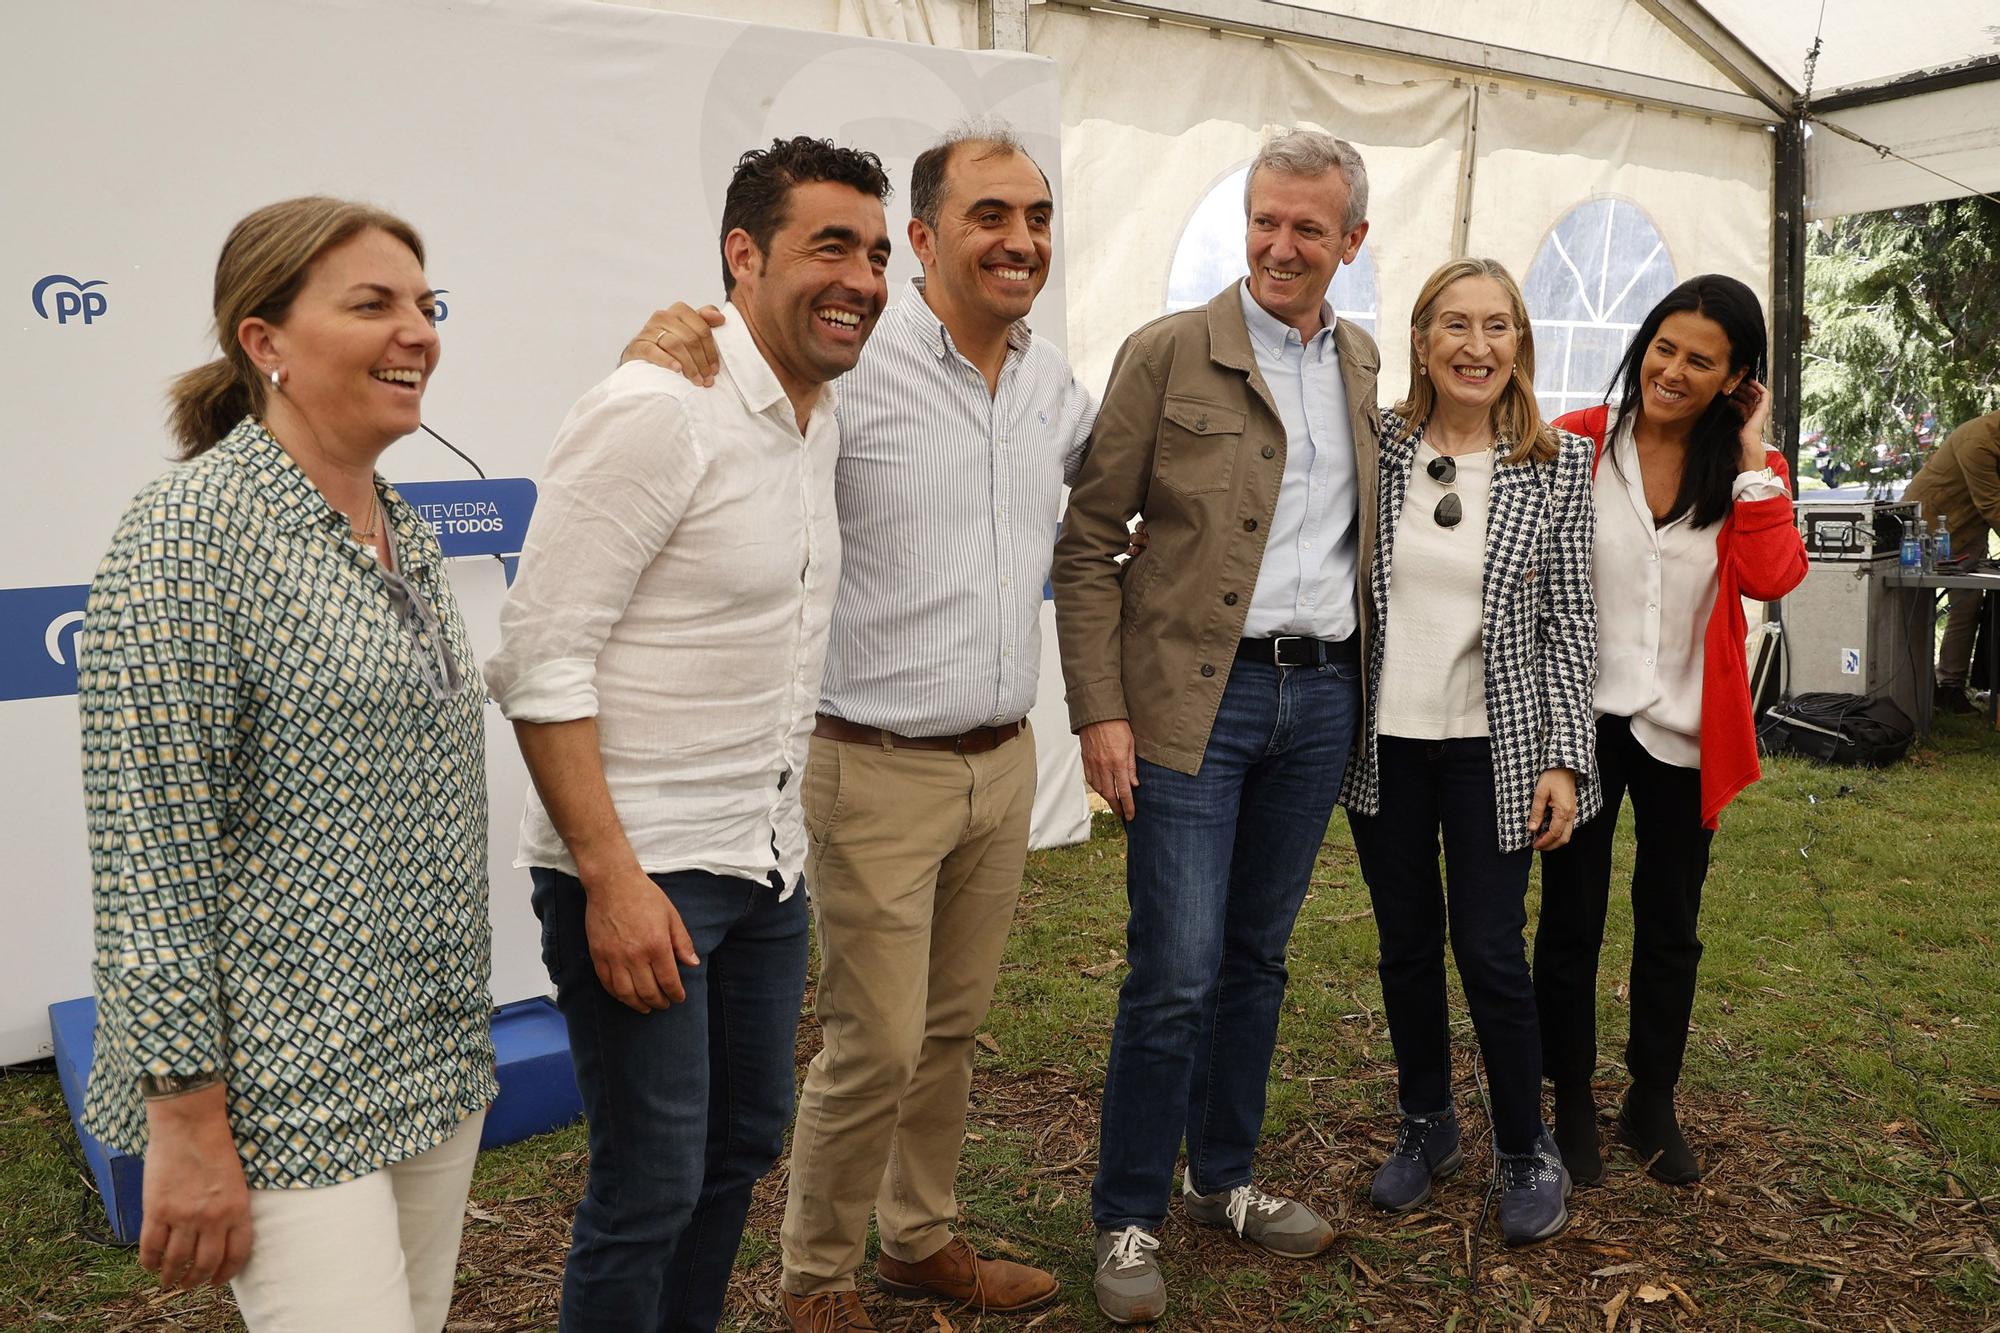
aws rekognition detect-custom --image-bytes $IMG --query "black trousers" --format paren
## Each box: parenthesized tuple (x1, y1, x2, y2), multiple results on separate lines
(1535, 715, 1715, 1092)
(1349, 737, 1543, 1153)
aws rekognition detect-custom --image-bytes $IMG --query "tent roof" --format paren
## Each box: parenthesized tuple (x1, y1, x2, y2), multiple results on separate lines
(1082, 0, 1998, 213)
(1697, 0, 1999, 97)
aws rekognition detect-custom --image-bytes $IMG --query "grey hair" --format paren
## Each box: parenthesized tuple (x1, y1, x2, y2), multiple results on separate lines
(909, 116, 1049, 231)
(1243, 129, 1369, 232)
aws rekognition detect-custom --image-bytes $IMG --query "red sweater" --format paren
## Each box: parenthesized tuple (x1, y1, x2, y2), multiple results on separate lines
(1556, 405, 1808, 826)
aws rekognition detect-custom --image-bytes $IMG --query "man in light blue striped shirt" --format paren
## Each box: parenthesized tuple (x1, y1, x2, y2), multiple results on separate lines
(628, 122, 1093, 1331)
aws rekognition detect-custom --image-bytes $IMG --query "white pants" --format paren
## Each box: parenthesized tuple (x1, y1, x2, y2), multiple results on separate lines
(230, 1109, 486, 1333)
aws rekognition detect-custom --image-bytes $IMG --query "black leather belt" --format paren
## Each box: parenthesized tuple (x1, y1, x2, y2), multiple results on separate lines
(1236, 634, 1359, 669)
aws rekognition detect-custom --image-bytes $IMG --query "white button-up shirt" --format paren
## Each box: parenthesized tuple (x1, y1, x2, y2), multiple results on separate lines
(486, 305, 840, 893)
(1237, 281, 1361, 640)
(821, 279, 1095, 734)
(1592, 417, 1785, 768)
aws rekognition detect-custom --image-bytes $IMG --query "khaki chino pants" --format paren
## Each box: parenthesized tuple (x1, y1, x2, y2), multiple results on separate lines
(780, 724, 1036, 1294)
(1937, 518, 1994, 688)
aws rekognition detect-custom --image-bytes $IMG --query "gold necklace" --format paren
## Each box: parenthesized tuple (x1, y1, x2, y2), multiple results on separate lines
(350, 490, 382, 541)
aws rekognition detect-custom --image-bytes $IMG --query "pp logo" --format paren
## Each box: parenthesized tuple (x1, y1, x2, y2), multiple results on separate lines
(0, 584, 92, 702)
(32, 274, 109, 325)
(1840, 647, 1862, 675)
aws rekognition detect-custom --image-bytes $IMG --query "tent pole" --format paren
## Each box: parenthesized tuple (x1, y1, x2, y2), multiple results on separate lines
(1771, 117, 1807, 482)
(1764, 116, 1809, 694)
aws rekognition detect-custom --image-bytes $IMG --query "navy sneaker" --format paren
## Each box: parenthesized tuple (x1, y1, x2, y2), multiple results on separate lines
(1369, 1108, 1463, 1213)
(1497, 1131, 1572, 1246)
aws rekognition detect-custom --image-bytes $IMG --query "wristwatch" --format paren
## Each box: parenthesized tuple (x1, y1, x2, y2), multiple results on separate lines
(139, 1071, 221, 1100)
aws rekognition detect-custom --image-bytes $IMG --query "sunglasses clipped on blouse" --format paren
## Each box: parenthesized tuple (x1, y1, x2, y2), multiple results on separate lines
(1426, 453, 1463, 529)
(381, 565, 465, 700)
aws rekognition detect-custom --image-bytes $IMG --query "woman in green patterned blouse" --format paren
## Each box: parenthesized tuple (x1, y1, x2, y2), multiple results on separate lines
(78, 196, 497, 1332)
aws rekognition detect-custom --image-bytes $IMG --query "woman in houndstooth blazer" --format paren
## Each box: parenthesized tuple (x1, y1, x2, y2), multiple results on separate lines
(1337, 258, 1598, 1247)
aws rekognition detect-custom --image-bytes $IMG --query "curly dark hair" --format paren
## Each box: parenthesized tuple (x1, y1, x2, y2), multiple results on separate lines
(719, 136, 892, 293)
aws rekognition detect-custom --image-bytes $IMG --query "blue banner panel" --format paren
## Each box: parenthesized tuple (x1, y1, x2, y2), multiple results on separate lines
(395, 478, 538, 559)
(0, 583, 91, 703)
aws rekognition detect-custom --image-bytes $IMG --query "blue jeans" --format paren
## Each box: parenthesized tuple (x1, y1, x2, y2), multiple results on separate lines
(533, 868, 808, 1333)
(1091, 658, 1361, 1231)
(1347, 737, 1543, 1153)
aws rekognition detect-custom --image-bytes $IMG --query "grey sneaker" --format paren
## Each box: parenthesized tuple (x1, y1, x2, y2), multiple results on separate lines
(1182, 1169, 1334, 1257)
(1369, 1109, 1463, 1213)
(1497, 1131, 1572, 1246)
(1093, 1226, 1166, 1325)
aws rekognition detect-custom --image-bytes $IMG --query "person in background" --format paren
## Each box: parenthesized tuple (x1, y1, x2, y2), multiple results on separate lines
(1339, 257, 1596, 1247)
(625, 119, 1087, 1332)
(484, 137, 892, 1333)
(1535, 274, 1807, 1188)
(1053, 128, 1376, 1324)
(79, 196, 494, 1332)
(1901, 408, 2000, 714)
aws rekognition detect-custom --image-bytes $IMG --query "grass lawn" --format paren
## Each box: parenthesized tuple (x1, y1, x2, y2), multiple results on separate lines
(5, 711, 1998, 1330)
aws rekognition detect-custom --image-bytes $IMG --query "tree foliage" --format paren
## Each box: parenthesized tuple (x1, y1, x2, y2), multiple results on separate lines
(1802, 195, 2000, 477)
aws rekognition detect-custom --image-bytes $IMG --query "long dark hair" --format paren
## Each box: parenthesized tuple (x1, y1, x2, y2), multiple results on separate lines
(1606, 274, 1767, 529)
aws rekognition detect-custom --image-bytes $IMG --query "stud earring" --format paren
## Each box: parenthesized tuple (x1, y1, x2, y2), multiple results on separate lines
(269, 366, 281, 388)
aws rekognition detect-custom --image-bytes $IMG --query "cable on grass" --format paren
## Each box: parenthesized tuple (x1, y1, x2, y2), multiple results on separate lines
(0, 1059, 125, 1249)
(1464, 1049, 1502, 1289)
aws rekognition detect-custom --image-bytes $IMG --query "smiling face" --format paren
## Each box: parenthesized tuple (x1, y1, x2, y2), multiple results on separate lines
(727, 179, 891, 399)
(242, 227, 439, 452)
(1639, 310, 1746, 431)
(911, 143, 1052, 334)
(1244, 166, 1369, 337)
(1417, 275, 1520, 420)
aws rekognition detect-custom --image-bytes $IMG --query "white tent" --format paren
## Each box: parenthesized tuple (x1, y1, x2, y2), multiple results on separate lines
(607, 0, 2000, 464)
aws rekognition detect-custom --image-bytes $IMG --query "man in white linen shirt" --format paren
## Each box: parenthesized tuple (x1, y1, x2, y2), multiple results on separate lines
(626, 123, 1092, 1331)
(484, 137, 892, 1333)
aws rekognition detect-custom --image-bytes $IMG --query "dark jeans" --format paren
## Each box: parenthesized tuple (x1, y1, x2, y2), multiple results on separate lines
(1536, 714, 1714, 1093)
(1347, 737, 1543, 1154)
(1091, 658, 1361, 1231)
(533, 867, 809, 1333)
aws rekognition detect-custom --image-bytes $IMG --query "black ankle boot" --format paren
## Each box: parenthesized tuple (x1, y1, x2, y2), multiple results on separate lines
(1617, 1085, 1700, 1184)
(1553, 1085, 1604, 1186)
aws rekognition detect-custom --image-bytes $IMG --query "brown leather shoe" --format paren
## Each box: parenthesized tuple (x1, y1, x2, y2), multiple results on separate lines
(875, 1235, 1059, 1313)
(782, 1288, 879, 1332)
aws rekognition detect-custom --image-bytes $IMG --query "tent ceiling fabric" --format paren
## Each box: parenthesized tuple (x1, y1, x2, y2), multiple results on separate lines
(1694, 0, 2000, 95)
(1807, 82, 2000, 219)
(1280, 0, 1741, 93)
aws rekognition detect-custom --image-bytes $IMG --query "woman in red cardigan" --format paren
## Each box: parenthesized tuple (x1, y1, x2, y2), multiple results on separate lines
(1535, 275, 1807, 1188)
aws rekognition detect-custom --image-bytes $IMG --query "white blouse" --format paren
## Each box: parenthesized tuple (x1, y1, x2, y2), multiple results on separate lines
(1377, 441, 1496, 740)
(1592, 417, 1786, 768)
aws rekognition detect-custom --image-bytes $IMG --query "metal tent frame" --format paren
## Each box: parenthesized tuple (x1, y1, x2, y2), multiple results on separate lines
(972, 0, 2000, 478)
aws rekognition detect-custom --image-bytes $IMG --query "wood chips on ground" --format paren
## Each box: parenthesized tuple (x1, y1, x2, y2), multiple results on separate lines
(81, 1030, 2000, 1332)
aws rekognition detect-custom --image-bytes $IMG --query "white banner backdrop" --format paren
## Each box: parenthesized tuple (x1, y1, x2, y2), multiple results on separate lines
(0, 0, 1083, 1063)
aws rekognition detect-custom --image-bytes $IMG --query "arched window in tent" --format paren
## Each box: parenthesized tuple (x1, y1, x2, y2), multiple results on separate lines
(1165, 164, 1378, 335)
(1523, 199, 1677, 423)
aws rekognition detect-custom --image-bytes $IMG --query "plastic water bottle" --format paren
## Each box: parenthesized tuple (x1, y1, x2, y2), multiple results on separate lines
(1900, 518, 1922, 571)
(1936, 517, 1952, 565)
(1920, 518, 1936, 573)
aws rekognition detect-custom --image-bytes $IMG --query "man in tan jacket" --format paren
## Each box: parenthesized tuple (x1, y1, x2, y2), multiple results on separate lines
(1051, 129, 1379, 1325)
(1903, 408, 2000, 711)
